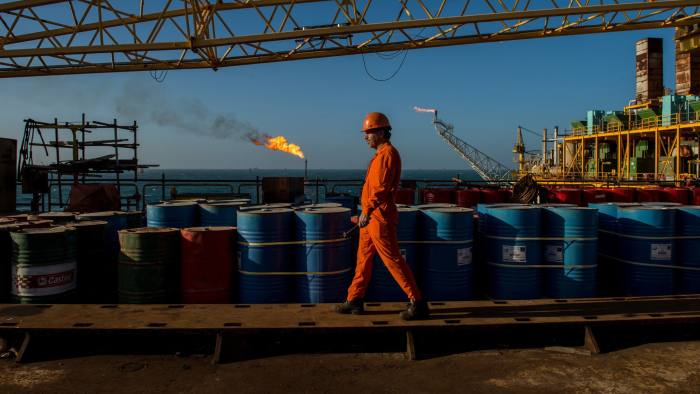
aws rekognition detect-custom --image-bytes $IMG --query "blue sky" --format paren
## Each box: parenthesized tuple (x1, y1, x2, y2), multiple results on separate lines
(0, 28, 677, 170)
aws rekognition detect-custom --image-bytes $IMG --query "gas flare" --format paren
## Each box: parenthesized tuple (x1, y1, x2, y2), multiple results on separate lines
(413, 106, 437, 114)
(248, 133, 305, 159)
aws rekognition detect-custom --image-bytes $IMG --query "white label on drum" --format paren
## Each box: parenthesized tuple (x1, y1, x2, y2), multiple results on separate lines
(12, 261, 77, 297)
(650, 244, 672, 261)
(503, 245, 527, 263)
(457, 247, 472, 266)
(545, 245, 563, 263)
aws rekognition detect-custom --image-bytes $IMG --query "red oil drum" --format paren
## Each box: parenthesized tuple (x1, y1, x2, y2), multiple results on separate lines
(606, 188, 636, 202)
(479, 188, 503, 204)
(395, 188, 415, 205)
(455, 189, 480, 208)
(548, 188, 583, 206)
(582, 188, 607, 205)
(421, 188, 454, 204)
(636, 188, 662, 203)
(181, 226, 236, 303)
(693, 188, 700, 205)
(498, 189, 513, 203)
(660, 188, 691, 205)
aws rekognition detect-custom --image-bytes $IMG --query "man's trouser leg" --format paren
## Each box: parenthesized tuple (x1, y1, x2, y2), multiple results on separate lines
(346, 226, 376, 300)
(368, 219, 422, 301)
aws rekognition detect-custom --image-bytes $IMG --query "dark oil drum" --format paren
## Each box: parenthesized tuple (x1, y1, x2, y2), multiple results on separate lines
(677, 206, 700, 293)
(237, 208, 294, 303)
(10, 226, 77, 303)
(180, 227, 236, 303)
(118, 227, 180, 304)
(294, 207, 352, 303)
(65, 221, 108, 303)
(77, 211, 129, 302)
(0, 223, 19, 302)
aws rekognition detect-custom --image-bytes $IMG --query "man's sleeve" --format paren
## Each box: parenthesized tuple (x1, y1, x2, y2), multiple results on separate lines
(364, 151, 396, 214)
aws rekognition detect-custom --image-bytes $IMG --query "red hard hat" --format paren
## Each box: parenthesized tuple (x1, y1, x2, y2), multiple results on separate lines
(362, 112, 392, 132)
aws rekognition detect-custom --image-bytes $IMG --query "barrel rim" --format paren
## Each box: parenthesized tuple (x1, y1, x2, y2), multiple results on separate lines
(148, 201, 198, 208)
(119, 227, 179, 234)
(237, 207, 294, 215)
(181, 226, 237, 232)
(295, 207, 351, 214)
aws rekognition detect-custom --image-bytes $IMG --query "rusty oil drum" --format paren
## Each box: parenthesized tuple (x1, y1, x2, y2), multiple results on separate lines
(118, 227, 180, 304)
(10, 226, 78, 303)
(180, 227, 236, 303)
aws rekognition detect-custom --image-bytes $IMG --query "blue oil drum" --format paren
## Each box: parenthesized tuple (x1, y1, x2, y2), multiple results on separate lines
(588, 203, 638, 296)
(486, 206, 541, 299)
(324, 195, 357, 215)
(294, 207, 353, 303)
(366, 206, 419, 301)
(541, 207, 598, 298)
(475, 203, 524, 296)
(419, 207, 474, 301)
(676, 206, 700, 293)
(617, 206, 676, 296)
(237, 208, 294, 303)
(199, 201, 248, 227)
(147, 202, 198, 228)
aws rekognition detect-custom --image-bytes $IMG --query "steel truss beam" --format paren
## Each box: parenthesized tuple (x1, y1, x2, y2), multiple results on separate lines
(1, 0, 699, 78)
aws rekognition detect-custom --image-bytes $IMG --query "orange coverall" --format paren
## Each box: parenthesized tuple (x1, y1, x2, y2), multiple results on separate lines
(346, 142, 422, 301)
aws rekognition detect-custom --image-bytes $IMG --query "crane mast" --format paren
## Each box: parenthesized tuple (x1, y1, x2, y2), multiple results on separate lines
(426, 111, 513, 183)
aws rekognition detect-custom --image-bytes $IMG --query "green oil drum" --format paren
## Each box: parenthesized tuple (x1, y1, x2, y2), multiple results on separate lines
(0, 223, 19, 302)
(66, 221, 108, 303)
(118, 227, 180, 304)
(10, 226, 77, 304)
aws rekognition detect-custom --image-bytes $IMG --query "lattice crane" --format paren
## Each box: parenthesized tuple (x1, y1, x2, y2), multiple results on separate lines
(0, 1, 699, 78)
(415, 108, 513, 182)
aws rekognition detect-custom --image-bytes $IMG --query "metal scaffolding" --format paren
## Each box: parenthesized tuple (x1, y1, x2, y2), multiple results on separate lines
(1, 1, 700, 77)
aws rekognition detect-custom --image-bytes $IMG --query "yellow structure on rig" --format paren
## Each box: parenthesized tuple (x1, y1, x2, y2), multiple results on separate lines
(526, 35, 700, 185)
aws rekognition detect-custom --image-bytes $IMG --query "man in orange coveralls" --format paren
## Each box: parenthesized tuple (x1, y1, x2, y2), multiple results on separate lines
(335, 112, 429, 320)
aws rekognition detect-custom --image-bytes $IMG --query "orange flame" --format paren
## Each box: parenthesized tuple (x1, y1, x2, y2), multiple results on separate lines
(249, 134, 305, 159)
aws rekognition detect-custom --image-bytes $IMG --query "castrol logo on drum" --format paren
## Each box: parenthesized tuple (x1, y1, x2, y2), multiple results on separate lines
(16, 270, 75, 289)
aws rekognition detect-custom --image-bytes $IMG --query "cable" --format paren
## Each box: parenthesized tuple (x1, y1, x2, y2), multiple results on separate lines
(149, 69, 168, 83)
(519, 125, 543, 138)
(361, 48, 409, 82)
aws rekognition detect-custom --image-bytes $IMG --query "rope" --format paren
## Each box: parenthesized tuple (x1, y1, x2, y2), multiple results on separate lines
(487, 261, 597, 269)
(238, 267, 353, 276)
(599, 253, 700, 271)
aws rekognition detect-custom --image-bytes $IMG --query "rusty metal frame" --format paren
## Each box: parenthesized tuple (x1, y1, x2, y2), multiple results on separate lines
(1, 1, 700, 77)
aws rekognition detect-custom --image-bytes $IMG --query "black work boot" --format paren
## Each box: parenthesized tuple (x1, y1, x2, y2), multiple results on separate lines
(400, 299, 429, 321)
(335, 298, 364, 315)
